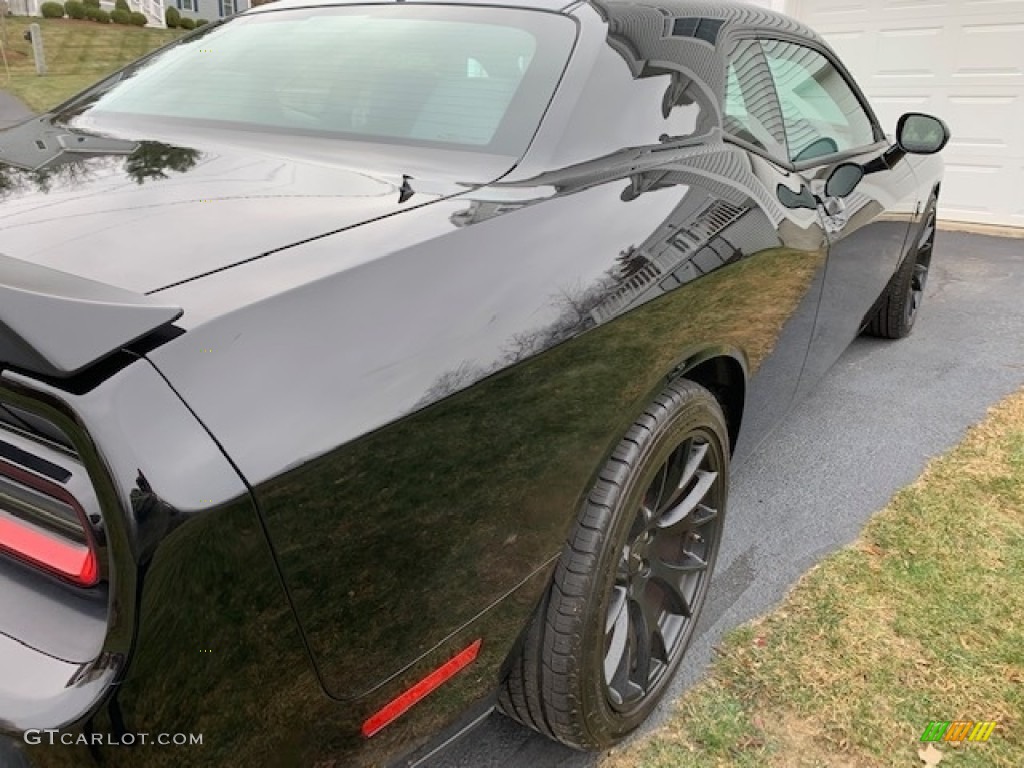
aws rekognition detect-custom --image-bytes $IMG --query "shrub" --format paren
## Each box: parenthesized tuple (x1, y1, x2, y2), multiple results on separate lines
(194, 18, 208, 26)
(40, 1, 65, 17)
(179, 16, 195, 29)
(114, 0, 129, 9)
(164, 6, 180, 27)
(85, 5, 109, 21)
(110, 7, 131, 23)
(64, 0, 86, 18)
(83, 0, 100, 7)
(129, 10, 146, 25)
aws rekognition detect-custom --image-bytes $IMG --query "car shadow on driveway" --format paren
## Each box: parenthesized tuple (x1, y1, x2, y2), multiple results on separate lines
(428, 231, 1024, 768)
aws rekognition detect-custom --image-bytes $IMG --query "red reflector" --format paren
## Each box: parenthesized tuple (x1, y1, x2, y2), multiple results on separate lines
(362, 639, 482, 739)
(0, 515, 98, 586)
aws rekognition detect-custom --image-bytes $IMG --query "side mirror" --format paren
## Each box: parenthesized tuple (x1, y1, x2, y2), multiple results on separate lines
(896, 113, 950, 155)
(777, 182, 817, 210)
(825, 162, 865, 199)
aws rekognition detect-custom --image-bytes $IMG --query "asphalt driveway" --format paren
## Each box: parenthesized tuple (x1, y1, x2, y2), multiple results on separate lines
(0, 92, 32, 130)
(430, 229, 1024, 767)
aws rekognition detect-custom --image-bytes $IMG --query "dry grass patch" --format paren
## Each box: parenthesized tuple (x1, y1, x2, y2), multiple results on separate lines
(1, 17, 183, 112)
(605, 389, 1024, 768)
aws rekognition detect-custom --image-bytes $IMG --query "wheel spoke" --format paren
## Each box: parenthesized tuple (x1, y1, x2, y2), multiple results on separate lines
(650, 622, 670, 664)
(661, 441, 708, 514)
(919, 221, 935, 248)
(913, 263, 929, 291)
(649, 556, 703, 616)
(606, 585, 628, 634)
(645, 460, 670, 518)
(692, 503, 718, 528)
(628, 595, 658, 691)
(653, 439, 691, 513)
(665, 552, 709, 575)
(608, 677, 645, 707)
(681, 442, 709, 487)
(604, 598, 630, 684)
(638, 503, 655, 531)
(658, 468, 716, 529)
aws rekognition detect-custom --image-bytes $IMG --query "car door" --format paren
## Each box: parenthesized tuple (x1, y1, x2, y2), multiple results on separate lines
(753, 37, 923, 396)
(718, 36, 830, 459)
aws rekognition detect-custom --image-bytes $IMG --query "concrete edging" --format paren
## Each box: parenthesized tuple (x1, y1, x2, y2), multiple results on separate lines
(939, 220, 1024, 239)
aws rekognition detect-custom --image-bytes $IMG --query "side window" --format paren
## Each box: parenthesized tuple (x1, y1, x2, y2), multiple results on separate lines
(759, 39, 876, 163)
(724, 39, 787, 160)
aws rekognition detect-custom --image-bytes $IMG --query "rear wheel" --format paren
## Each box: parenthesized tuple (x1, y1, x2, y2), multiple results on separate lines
(865, 206, 936, 339)
(499, 379, 729, 749)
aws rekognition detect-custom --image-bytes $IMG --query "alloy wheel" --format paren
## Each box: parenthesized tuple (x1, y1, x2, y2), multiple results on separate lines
(906, 210, 936, 326)
(603, 432, 724, 710)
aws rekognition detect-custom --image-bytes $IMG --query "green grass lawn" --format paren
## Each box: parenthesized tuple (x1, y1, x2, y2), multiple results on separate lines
(605, 389, 1024, 767)
(0, 16, 183, 112)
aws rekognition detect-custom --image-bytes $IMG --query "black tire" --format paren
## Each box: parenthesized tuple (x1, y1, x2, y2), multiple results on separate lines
(499, 379, 729, 750)
(864, 206, 936, 339)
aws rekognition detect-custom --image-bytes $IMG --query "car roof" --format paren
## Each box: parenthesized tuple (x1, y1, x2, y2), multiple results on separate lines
(247, 0, 824, 45)
(597, 1, 822, 40)
(248, 0, 579, 13)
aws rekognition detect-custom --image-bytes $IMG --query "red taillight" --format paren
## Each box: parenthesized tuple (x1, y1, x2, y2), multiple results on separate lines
(0, 459, 98, 587)
(0, 515, 97, 584)
(361, 639, 482, 738)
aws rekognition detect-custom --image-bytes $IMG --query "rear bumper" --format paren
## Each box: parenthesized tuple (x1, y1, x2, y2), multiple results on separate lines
(0, 357, 255, 765)
(0, 630, 117, 735)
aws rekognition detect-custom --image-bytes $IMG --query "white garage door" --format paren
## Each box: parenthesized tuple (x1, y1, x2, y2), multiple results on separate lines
(789, 0, 1024, 227)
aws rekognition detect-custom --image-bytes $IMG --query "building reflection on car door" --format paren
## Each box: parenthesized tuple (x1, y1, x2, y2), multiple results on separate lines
(721, 37, 828, 460)
(749, 37, 921, 398)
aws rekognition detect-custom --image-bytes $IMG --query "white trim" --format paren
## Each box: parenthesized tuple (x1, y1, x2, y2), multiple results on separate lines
(747, 0, 796, 14)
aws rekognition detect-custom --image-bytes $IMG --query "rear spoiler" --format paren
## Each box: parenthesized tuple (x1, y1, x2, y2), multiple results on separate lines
(0, 253, 183, 378)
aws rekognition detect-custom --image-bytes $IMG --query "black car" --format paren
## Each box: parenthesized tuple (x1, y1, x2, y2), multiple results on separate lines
(0, 1, 948, 766)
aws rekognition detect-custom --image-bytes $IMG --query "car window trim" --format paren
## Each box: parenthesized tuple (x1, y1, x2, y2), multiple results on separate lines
(721, 34, 794, 172)
(791, 138, 891, 172)
(748, 31, 887, 168)
(720, 132, 794, 172)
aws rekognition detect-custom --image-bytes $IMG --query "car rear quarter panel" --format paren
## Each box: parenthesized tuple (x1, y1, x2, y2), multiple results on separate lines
(0, 359, 300, 768)
(133, 140, 830, 766)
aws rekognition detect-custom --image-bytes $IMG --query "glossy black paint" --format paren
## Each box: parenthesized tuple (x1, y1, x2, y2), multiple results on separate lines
(0, 252, 182, 377)
(0, 1, 943, 767)
(0, 114, 465, 293)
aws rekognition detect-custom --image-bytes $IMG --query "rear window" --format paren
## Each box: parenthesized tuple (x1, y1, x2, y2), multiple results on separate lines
(86, 5, 576, 155)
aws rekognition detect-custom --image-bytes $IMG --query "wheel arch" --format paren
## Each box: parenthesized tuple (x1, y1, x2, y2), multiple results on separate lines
(669, 348, 747, 454)
(496, 346, 747, 701)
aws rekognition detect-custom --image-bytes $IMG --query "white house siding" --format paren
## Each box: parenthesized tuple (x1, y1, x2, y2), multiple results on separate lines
(172, 0, 250, 21)
(777, 0, 1024, 228)
(7, 0, 40, 15)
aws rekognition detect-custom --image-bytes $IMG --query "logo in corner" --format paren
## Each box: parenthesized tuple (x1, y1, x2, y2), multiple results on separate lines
(920, 720, 997, 743)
